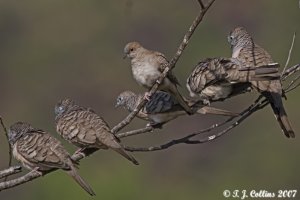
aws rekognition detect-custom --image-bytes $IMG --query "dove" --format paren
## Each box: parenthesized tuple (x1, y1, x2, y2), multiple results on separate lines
(8, 121, 95, 196)
(228, 26, 295, 138)
(187, 57, 280, 104)
(123, 41, 193, 114)
(116, 90, 238, 128)
(55, 98, 139, 165)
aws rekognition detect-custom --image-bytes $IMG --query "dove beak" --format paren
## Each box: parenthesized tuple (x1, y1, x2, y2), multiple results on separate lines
(123, 54, 127, 59)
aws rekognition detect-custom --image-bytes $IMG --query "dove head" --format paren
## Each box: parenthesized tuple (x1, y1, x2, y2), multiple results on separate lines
(8, 122, 35, 145)
(55, 98, 77, 118)
(228, 26, 253, 50)
(123, 42, 143, 59)
(115, 91, 138, 112)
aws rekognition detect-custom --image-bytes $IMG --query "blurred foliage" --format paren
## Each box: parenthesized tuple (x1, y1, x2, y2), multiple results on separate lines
(0, 0, 299, 199)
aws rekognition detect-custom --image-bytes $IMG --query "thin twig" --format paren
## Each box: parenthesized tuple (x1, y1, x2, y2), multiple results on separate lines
(282, 32, 296, 77)
(286, 80, 300, 93)
(111, 0, 216, 134)
(0, 116, 12, 181)
(284, 73, 300, 91)
(0, 166, 22, 180)
(116, 126, 154, 138)
(282, 64, 300, 80)
(197, 0, 205, 10)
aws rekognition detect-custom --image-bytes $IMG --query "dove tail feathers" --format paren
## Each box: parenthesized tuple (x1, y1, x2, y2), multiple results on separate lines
(67, 165, 96, 196)
(197, 106, 239, 117)
(267, 93, 295, 138)
(167, 83, 193, 115)
(113, 147, 139, 165)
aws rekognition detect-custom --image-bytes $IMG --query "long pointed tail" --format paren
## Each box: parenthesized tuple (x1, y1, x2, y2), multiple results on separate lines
(196, 106, 239, 117)
(168, 84, 193, 115)
(67, 166, 96, 196)
(265, 92, 295, 138)
(113, 147, 139, 165)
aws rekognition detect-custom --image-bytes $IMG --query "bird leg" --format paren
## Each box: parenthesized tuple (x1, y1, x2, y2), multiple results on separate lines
(202, 99, 211, 106)
(147, 122, 163, 129)
(30, 167, 43, 176)
(74, 147, 87, 157)
(143, 92, 152, 101)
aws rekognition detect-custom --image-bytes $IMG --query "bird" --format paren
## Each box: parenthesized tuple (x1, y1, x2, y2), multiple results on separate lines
(123, 41, 193, 115)
(186, 57, 280, 104)
(228, 26, 295, 138)
(8, 121, 95, 196)
(115, 90, 239, 128)
(55, 98, 139, 165)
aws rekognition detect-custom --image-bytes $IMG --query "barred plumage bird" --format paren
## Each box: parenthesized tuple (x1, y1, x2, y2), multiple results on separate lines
(186, 57, 280, 104)
(228, 26, 295, 138)
(8, 122, 95, 196)
(115, 90, 238, 128)
(55, 98, 139, 165)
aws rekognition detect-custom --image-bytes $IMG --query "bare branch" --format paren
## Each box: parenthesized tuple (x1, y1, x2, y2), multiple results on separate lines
(282, 32, 296, 77)
(286, 78, 300, 93)
(111, 0, 216, 134)
(282, 64, 300, 80)
(284, 73, 300, 91)
(168, 0, 216, 68)
(116, 126, 154, 138)
(0, 170, 41, 190)
(0, 116, 12, 181)
(0, 147, 98, 191)
(0, 166, 22, 179)
(197, 0, 205, 10)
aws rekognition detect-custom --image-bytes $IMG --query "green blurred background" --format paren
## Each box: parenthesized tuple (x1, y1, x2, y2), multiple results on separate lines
(0, 0, 299, 199)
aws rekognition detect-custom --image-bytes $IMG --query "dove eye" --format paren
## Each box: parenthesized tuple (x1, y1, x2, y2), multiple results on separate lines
(130, 48, 134, 52)
(55, 105, 64, 114)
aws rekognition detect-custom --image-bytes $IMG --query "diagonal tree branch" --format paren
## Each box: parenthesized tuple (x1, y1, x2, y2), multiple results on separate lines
(0, 166, 22, 180)
(282, 32, 296, 77)
(116, 126, 154, 138)
(282, 64, 300, 81)
(111, 0, 216, 134)
(197, 0, 205, 9)
(0, 147, 98, 191)
(285, 72, 300, 91)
